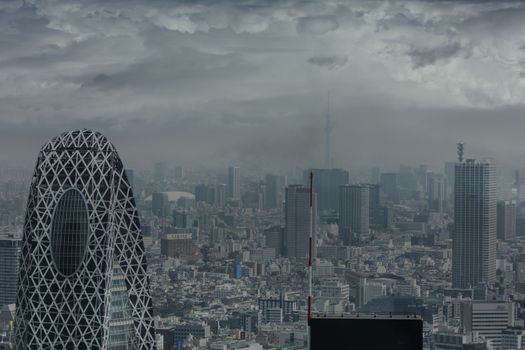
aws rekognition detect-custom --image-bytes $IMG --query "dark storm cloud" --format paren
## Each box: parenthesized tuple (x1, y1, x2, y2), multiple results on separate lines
(296, 15, 339, 35)
(407, 42, 470, 68)
(2, 0, 525, 171)
(307, 56, 348, 70)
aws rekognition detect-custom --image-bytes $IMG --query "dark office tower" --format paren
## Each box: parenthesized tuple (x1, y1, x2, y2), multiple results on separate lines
(339, 185, 369, 245)
(154, 162, 166, 182)
(228, 166, 241, 200)
(428, 174, 445, 213)
(304, 168, 349, 213)
(398, 165, 417, 191)
(416, 165, 429, 191)
(380, 173, 399, 202)
(152, 192, 170, 217)
(174, 165, 184, 179)
(366, 184, 381, 227)
(195, 184, 210, 204)
(0, 238, 21, 306)
(265, 174, 280, 209)
(453, 159, 496, 288)
(284, 185, 316, 259)
(497, 201, 517, 241)
(15, 130, 156, 349)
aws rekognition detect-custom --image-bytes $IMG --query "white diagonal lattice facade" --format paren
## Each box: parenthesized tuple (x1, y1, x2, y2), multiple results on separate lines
(15, 130, 156, 349)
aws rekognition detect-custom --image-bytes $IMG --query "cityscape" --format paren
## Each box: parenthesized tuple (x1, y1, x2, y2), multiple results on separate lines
(2, 1, 525, 349)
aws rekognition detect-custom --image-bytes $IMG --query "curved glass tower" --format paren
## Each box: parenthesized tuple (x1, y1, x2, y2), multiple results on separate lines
(15, 130, 156, 349)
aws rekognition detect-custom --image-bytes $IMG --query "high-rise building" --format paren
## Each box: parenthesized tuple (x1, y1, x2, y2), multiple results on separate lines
(497, 200, 517, 241)
(452, 159, 496, 288)
(228, 166, 241, 200)
(304, 168, 348, 213)
(15, 130, 156, 349)
(174, 165, 184, 179)
(339, 185, 369, 245)
(366, 184, 382, 227)
(154, 162, 166, 182)
(264, 174, 283, 209)
(380, 173, 399, 203)
(284, 185, 316, 259)
(152, 192, 170, 217)
(428, 173, 446, 213)
(0, 238, 21, 306)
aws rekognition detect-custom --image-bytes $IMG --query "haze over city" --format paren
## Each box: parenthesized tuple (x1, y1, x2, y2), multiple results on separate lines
(2, 1, 525, 171)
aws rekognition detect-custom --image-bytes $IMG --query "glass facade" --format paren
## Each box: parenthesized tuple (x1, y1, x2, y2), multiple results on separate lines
(50, 189, 89, 276)
(108, 263, 136, 349)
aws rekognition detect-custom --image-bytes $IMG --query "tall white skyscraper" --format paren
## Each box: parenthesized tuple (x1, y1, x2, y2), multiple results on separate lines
(452, 159, 496, 288)
(15, 130, 156, 349)
(228, 165, 241, 200)
(339, 185, 369, 245)
(284, 185, 316, 259)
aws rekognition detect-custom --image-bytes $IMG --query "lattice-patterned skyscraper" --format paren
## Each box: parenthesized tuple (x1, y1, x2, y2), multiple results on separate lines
(15, 130, 156, 349)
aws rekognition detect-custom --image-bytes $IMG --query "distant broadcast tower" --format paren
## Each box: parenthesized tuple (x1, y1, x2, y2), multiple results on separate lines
(324, 93, 332, 169)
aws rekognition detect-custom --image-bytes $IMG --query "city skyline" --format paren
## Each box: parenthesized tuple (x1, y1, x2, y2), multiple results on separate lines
(3, 1, 525, 349)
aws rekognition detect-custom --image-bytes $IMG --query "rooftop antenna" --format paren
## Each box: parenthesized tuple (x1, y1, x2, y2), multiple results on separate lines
(308, 171, 314, 345)
(457, 142, 464, 162)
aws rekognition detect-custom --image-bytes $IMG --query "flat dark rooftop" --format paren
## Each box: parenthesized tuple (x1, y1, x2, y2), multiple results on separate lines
(310, 315, 423, 350)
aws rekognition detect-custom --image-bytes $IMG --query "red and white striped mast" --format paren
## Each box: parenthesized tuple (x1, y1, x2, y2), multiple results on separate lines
(308, 171, 314, 333)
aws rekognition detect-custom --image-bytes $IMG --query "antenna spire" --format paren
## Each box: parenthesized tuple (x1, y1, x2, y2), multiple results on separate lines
(324, 92, 332, 169)
(457, 142, 464, 162)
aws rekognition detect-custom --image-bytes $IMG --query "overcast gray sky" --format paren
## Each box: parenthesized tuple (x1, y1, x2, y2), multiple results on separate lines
(2, 0, 525, 172)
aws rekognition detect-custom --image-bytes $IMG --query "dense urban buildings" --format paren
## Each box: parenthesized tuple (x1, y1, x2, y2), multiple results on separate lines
(14, 130, 156, 349)
(452, 159, 496, 289)
(0, 139, 524, 349)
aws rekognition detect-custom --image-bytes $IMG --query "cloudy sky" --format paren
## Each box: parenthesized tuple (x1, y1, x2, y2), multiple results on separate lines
(2, 0, 525, 173)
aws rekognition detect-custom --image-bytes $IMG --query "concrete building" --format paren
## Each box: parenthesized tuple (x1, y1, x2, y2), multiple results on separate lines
(428, 173, 446, 213)
(0, 238, 21, 306)
(284, 185, 316, 259)
(228, 166, 241, 200)
(461, 300, 515, 349)
(161, 233, 196, 257)
(380, 173, 399, 203)
(453, 159, 496, 288)
(497, 201, 517, 241)
(357, 278, 387, 307)
(152, 192, 170, 217)
(501, 326, 525, 350)
(305, 168, 348, 213)
(264, 174, 284, 210)
(339, 185, 369, 245)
